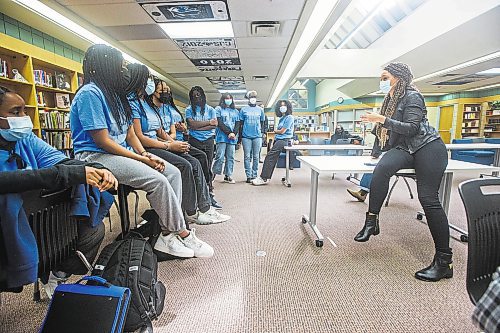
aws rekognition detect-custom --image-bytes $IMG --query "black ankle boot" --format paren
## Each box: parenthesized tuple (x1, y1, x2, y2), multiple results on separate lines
(354, 212, 379, 242)
(415, 251, 453, 282)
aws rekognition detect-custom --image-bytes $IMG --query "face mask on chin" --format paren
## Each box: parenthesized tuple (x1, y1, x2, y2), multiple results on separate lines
(0, 116, 33, 141)
(249, 97, 257, 105)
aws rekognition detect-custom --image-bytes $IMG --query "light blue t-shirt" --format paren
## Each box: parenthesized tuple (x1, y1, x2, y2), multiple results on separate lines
(70, 83, 130, 154)
(0, 133, 66, 172)
(167, 107, 185, 141)
(129, 98, 161, 140)
(215, 106, 240, 144)
(275, 115, 295, 140)
(240, 105, 265, 139)
(185, 104, 217, 142)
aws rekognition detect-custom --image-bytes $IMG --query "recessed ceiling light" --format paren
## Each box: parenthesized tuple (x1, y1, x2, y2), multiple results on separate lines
(476, 68, 500, 75)
(159, 21, 234, 39)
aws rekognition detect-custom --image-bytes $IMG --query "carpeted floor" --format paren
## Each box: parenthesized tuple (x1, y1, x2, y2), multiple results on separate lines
(0, 148, 482, 333)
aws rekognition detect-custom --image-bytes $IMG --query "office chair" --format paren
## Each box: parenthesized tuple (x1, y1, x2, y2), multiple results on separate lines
(458, 178, 500, 305)
(384, 173, 416, 207)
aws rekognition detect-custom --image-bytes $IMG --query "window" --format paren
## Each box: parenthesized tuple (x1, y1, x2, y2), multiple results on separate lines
(287, 89, 308, 109)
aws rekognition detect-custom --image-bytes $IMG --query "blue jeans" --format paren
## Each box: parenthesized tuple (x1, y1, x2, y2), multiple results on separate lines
(212, 142, 236, 177)
(359, 174, 372, 192)
(242, 137, 262, 179)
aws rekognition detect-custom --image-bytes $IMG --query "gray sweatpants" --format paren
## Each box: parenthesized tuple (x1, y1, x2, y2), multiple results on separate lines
(76, 152, 186, 233)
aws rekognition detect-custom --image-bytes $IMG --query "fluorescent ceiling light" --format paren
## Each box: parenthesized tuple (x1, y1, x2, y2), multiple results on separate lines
(267, 0, 339, 107)
(414, 51, 500, 82)
(159, 22, 234, 39)
(467, 83, 500, 91)
(218, 89, 247, 94)
(476, 68, 500, 75)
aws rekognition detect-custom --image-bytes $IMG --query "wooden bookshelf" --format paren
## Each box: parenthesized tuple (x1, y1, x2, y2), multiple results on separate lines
(461, 103, 482, 137)
(484, 103, 500, 138)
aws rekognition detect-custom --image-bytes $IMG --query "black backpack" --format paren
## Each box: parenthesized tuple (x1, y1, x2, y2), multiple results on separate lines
(92, 233, 166, 332)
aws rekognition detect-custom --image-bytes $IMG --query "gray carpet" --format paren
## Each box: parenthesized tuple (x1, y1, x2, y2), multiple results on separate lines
(0, 149, 481, 332)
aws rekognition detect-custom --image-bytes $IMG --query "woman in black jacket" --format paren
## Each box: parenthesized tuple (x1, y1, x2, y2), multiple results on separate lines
(356, 62, 452, 282)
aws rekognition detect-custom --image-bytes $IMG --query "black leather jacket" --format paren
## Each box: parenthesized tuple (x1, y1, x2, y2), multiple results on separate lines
(372, 89, 440, 156)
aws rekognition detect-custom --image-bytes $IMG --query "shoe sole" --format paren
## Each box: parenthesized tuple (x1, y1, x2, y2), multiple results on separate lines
(414, 273, 453, 282)
(196, 218, 230, 225)
(154, 246, 194, 258)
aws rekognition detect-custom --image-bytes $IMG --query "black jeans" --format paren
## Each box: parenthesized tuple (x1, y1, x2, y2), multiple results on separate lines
(147, 148, 211, 215)
(58, 221, 105, 275)
(188, 137, 215, 192)
(368, 139, 450, 252)
(260, 139, 297, 180)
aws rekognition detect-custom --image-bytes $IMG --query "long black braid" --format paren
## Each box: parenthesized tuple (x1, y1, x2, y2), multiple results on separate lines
(82, 44, 131, 128)
(189, 86, 206, 116)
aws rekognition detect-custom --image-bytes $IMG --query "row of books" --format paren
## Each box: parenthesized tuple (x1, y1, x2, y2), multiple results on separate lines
(42, 131, 72, 150)
(0, 58, 9, 78)
(39, 111, 70, 130)
(36, 91, 72, 109)
(34, 70, 71, 91)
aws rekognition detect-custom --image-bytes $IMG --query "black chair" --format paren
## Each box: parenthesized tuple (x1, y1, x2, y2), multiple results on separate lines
(458, 178, 500, 305)
(384, 173, 416, 207)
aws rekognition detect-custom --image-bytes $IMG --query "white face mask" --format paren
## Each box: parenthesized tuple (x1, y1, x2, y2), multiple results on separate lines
(145, 78, 155, 96)
(0, 116, 33, 141)
(379, 80, 391, 94)
(249, 97, 257, 105)
(279, 105, 287, 114)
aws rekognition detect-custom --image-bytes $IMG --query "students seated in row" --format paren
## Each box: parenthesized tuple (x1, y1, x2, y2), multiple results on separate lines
(126, 63, 230, 225)
(240, 91, 265, 183)
(70, 44, 213, 259)
(0, 85, 117, 298)
(212, 93, 240, 184)
(252, 100, 295, 186)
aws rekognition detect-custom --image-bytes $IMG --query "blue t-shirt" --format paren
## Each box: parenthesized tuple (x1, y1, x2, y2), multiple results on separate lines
(130, 98, 161, 140)
(0, 133, 66, 172)
(168, 107, 185, 141)
(215, 106, 240, 144)
(70, 83, 130, 154)
(275, 115, 295, 140)
(240, 105, 265, 139)
(185, 104, 217, 142)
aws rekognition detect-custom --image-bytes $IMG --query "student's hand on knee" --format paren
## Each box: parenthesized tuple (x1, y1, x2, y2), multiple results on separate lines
(169, 141, 190, 153)
(95, 169, 118, 191)
(144, 153, 166, 172)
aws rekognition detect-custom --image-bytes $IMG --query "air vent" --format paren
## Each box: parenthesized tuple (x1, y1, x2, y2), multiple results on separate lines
(250, 21, 280, 37)
(252, 75, 269, 81)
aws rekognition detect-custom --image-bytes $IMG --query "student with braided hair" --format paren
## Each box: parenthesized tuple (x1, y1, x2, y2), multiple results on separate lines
(355, 62, 452, 282)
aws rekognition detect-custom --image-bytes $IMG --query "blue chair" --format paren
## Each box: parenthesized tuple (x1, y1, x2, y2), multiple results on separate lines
(451, 138, 495, 165)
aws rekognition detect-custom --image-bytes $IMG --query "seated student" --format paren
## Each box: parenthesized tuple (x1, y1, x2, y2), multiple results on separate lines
(252, 100, 295, 186)
(70, 44, 213, 259)
(212, 93, 240, 184)
(0, 85, 117, 298)
(331, 125, 362, 144)
(126, 63, 229, 224)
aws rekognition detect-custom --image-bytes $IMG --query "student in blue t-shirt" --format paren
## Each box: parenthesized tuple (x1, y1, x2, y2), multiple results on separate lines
(0, 85, 117, 297)
(185, 86, 221, 207)
(212, 94, 240, 184)
(126, 64, 229, 225)
(239, 90, 265, 183)
(70, 44, 213, 259)
(253, 100, 295, 185)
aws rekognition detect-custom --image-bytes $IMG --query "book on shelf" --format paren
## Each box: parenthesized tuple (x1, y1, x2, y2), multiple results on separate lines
(37, 91, 47, 107)
(39, 110, 70, 129)
(0, 58, 9, 78)
(55, 93, 71, 109)
(41, 130, 72, 150)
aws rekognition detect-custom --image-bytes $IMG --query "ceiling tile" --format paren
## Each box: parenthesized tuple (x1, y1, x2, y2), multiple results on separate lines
(100, 25, 167, 41)
(236, 37, 291, 49)
(139, 51, 186, 61)
(152, 59, 194, 67)
(120, 39, 178, 52)
(57, 0, 134, 4)
(227, 0, 305, 21)
(66, 3, 154, 26)
(238, 48, 286, 59)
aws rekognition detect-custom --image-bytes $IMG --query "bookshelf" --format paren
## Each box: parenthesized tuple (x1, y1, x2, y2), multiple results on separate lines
(461, 103, 481, 138)
(0, 34, 82, 155)
(484, 101, 500, 138)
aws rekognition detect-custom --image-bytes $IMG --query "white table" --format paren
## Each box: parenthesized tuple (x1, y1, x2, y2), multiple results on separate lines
(445, 143, 500, 176)
(282, 145, 371, 187)
(297, 155, 500, 247)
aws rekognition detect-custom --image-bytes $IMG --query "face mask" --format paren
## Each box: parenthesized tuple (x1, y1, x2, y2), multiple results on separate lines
(279, 105, 287, 114)
(0, 116, 33, 141)
(159, 92, 171, 104)
(379, 80, 391, 94)
(224, 99, 232, 106)
(249, 97, 257, 105)
(122, 70, 131, 90)
(145, 78, 155, 96)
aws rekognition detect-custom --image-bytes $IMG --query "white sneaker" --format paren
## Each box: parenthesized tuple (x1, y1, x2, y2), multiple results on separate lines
(185, 212, 199, 225)
(197, 207, 231, 225)
(154, 233, 194, 258)
(180, 228, 214, 258)
(252, 177, 269, 186)
(41, 271, 68, 300)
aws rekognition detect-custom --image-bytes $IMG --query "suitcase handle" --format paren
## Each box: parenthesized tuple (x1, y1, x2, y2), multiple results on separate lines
(80, 276, 111, 287)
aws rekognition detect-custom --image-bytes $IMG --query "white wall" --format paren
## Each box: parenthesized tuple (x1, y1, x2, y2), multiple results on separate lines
(315, 79, 352, 106)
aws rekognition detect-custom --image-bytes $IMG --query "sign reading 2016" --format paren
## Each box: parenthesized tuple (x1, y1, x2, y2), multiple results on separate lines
(192, 58, 241, 66)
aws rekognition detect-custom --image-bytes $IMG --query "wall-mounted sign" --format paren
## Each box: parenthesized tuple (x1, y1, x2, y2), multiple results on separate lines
(197, 65, 242, 72)
(183, 49, 239, 59)
(192, 58, 241, 66)
(174, 38, 236, 49)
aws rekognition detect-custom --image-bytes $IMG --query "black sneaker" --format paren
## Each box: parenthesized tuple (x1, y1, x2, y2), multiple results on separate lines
(246, 178, 252, 183)
(211, 197, 223, 210)
(224, 176, 235, 184)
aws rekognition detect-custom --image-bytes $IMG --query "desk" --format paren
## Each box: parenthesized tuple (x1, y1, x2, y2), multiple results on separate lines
(297, 155, 500, 247)
(282, 145, 371, 187)
(445, 143, 500, 176)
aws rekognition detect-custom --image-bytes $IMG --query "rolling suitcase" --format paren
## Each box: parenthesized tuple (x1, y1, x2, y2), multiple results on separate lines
(39, 276, 130, 333)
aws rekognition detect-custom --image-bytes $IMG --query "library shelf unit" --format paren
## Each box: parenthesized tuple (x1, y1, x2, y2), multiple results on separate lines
(484, 103, 500, 138)
(461, 103, 482, 137)
(0, 33, 82, 153)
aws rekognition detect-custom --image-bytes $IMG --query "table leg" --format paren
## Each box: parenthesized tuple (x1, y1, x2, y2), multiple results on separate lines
(493, 148, 499, 177)
(282, 149, 292, 187)
(301, 169, 324, 247)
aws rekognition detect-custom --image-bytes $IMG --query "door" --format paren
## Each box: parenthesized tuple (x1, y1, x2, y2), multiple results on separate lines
(439, 105, 454, 143)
